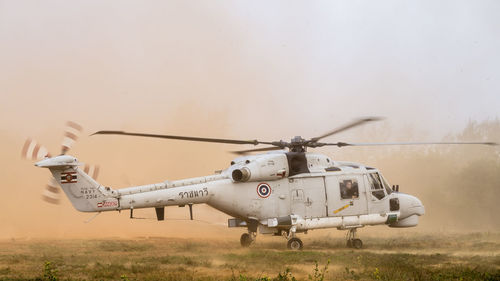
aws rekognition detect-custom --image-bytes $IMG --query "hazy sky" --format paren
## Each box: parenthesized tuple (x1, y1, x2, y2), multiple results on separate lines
(1, 0, 499, 139)
(0, 1, 499, 238)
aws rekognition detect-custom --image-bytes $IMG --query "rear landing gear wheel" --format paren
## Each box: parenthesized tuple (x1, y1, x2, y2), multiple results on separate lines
(352, 239, 363, 249)
(240, 233, 253, 247)
(287, 237, 303, 250)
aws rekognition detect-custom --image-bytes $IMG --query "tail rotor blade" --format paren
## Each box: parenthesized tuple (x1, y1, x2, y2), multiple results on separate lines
(83, 163, 100, 180)
(61, 121, 83, 155)
(21, 138, 50, 160)
(41, 177, 60, 204)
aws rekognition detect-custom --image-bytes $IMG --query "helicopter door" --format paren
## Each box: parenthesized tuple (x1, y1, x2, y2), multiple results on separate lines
(325, 175, 368, 217)
(289, 177, 326, 218)
(365, 172, 389, 214)
(290, 188, 305, 217)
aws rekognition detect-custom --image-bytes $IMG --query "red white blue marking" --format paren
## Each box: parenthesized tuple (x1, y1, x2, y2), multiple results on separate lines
(257, 183, 271, 198)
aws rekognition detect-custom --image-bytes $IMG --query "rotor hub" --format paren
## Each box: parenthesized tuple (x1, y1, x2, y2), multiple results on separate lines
(289, 136, 307, 152)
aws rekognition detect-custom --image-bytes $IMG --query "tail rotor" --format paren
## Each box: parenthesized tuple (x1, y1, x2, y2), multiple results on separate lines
(83, 163, 100, 181)
(22, 121, 100, 205)
(61, 121, 83, 155)
(42, 177, 60, 204)
(21, 138, 50, 160)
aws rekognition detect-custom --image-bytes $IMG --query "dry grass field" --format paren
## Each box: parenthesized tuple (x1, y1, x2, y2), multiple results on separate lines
(0, 232, 499, 281)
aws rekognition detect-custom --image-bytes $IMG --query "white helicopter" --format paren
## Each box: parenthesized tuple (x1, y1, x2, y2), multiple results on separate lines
(26, 118, 496, 250)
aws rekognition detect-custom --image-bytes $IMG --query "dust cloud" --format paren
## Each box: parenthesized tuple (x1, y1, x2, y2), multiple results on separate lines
(1, 116, 498, 239)
(1, 1, 499, 239)
(0, 104, 242, 239)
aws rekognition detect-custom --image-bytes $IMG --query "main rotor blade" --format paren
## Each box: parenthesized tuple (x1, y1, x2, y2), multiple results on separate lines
(92, 130, 274, 146)
(231, 146, 284, 155)
(310, 117, 383, 142)
(323, 141, 498, 147)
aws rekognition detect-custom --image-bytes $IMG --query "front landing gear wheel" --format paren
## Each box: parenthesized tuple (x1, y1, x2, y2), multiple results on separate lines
(240, 233, 253, 247)
(287, 237, 303, 250)
(345, 228, 363, 249)
(352, 239, 363, 249)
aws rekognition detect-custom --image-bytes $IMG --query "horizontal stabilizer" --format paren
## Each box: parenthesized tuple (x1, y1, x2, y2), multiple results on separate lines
(36, 155, 79, 168)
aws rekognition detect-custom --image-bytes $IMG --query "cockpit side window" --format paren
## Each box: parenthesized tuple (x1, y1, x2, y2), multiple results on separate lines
(368, 173, 386, 200)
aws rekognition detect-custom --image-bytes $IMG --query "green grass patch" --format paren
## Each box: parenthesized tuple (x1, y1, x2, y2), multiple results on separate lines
(96, 240, 155, 252)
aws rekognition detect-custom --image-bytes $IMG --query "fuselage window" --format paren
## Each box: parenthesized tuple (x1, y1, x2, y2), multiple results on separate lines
(340, 179, 359, 199)
(368, 173, 386, 200)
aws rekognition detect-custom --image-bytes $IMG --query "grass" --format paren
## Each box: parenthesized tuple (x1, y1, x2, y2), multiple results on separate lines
(0, 233, 499, 280)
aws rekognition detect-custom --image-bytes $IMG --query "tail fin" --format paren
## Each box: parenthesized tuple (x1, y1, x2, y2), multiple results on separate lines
(36, 155, 119, 212)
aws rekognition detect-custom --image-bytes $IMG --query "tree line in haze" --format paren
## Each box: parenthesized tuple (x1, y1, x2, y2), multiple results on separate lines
(338, 119, 500, 231)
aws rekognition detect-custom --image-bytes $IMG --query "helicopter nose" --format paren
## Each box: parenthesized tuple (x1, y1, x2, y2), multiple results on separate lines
(410, 196, 425, 216)
(398, 193, 425, 219)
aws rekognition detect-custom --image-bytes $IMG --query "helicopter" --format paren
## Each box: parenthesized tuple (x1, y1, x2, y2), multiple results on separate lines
(28, 118, 496, 250)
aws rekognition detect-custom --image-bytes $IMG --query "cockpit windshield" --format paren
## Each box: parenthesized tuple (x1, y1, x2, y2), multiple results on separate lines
(368, 173, 386, 200)
(380, 174, 393, 195)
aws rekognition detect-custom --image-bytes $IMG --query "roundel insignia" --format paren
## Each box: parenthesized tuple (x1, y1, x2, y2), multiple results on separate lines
(257, 183, 271, 198)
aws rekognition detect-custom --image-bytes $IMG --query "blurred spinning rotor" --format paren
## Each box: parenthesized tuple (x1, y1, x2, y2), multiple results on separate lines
(21, 121, 99, 204)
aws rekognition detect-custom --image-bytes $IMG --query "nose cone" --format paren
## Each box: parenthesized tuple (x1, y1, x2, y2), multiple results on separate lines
(409, 196, 425, 216)
(398, 193, 425, 219)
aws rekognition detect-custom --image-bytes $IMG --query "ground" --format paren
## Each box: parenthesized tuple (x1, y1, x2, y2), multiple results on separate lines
(0, 232, 499, 281)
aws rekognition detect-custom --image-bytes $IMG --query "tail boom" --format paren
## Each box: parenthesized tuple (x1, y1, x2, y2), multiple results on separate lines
(36, 155, 118, 212)
(35, 155, 215, 213)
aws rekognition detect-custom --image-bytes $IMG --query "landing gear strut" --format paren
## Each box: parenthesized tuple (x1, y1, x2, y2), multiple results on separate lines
(283, 228, 303, 250)
(240, 220, 258, 248)
(346, 228, 363, 249)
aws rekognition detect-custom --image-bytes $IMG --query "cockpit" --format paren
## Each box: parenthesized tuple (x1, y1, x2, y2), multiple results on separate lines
(367, 172, 392, 200)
